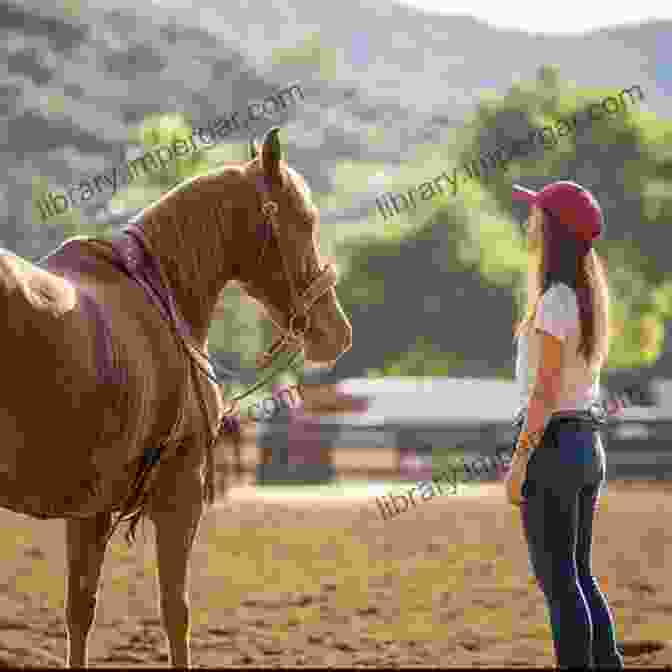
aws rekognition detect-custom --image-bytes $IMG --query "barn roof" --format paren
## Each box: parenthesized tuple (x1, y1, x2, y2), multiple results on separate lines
(315, 376, 672, 427)
(331, 377, 521, 426)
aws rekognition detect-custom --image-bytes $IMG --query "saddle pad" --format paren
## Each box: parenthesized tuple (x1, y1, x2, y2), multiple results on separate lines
(113, 225, 193, 342)
(39, 227, 194, 384)
(39, 238, 121, 388)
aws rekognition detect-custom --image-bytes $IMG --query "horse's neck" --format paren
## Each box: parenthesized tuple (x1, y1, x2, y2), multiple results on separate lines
(139, 210, 234, 346)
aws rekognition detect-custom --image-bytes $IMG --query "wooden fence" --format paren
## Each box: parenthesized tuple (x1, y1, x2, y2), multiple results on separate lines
(213, 416, 672, 489)
(213, 424, 410, 484)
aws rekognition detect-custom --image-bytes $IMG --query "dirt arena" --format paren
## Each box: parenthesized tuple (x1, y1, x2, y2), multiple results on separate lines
(0, 456, 671, 668)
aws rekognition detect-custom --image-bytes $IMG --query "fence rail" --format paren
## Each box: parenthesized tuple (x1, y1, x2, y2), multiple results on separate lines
(214, 417, 672, 485)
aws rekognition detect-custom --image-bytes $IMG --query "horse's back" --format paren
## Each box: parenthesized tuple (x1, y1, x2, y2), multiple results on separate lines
(0, 248, 96, 389)
(0, 249, 113, 515)
(0, 248, 77, 316)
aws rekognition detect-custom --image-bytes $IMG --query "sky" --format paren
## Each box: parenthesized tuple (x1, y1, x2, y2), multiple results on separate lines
(398, 0, 672, 34)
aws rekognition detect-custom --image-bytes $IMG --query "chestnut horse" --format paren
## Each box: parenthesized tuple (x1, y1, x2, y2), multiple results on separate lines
(0, 127, 351, 667)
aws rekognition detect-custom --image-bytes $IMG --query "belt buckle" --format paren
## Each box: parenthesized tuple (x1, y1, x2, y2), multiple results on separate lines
(589, 403, 607, 425)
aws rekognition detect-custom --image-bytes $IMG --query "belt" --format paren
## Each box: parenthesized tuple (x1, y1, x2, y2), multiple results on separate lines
(513, 404, 607, 429)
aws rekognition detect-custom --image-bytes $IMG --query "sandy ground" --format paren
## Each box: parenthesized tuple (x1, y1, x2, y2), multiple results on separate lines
(0, 472, 671, 667)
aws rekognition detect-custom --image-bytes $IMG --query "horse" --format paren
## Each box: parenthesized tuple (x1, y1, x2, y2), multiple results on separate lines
(0, 126, 352, 667)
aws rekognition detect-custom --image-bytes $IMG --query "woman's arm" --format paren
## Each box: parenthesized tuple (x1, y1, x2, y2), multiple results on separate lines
(517, 329, 564, 451)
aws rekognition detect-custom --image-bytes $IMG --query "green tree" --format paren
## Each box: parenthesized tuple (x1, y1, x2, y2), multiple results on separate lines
(335, 197, 520, 380)
(452, 65, 672, 370)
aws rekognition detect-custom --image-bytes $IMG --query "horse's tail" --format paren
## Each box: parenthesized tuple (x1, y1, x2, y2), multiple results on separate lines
(233, 422, 243, 482)
(104, 456, 155, 548)
(108, 394, 189, 548)
(204, 431, 216, 506)
(217, 412, 243, 493)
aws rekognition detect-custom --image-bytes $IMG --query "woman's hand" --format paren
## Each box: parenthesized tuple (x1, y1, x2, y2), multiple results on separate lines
(514, 428, 544, 455)
(514, 431, 531, 455)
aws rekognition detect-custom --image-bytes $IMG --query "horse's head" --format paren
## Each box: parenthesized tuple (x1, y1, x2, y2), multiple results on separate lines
(235, 127, 352, 365)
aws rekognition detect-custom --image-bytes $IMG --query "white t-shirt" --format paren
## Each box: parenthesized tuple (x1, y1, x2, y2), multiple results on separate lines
(515, 282, 601, 413)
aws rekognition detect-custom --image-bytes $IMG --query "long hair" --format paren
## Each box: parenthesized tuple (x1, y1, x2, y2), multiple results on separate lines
(514, 205, 610, 370)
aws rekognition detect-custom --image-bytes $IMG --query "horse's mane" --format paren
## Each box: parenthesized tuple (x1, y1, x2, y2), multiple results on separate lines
(145, 167, 245, 322)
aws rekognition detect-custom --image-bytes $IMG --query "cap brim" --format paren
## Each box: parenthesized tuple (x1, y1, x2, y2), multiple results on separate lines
(512, 184, 538, 202)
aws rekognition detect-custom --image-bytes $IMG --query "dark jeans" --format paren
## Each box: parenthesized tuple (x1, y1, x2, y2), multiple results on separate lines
(519, 418, 624, 669)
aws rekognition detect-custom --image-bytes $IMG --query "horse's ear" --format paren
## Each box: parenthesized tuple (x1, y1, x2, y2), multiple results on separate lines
(249, 137, 259, 160)
(261, 126, 283, 185)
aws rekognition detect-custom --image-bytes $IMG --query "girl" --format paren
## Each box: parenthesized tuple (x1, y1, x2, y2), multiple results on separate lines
(509, 180, 624, 668)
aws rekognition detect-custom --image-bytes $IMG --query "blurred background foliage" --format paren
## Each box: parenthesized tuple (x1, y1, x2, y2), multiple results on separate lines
(41, 62, 672, 386)
(333, 64, 672, 375)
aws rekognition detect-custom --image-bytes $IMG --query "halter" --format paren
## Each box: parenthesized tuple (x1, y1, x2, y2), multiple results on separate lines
(253, 175, 339, 369)
(217, 175, 339, 421)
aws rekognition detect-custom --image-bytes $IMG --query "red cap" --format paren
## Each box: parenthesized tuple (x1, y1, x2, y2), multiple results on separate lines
(512, 180, 603, 242)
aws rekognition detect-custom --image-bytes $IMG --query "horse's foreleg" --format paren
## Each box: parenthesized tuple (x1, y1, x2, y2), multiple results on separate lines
(65, 511, 113, 668)
(150, 470, 204, 668)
